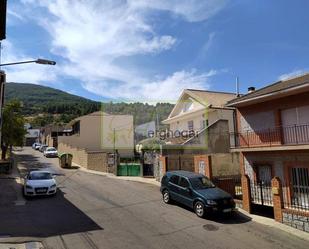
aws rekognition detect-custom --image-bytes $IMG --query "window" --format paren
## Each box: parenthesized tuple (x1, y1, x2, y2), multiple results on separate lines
(188, 120, 194, 131)
(169, 175, 180, 185)
(200, 119, 208, 129)
(190, 177, 215, 189)
(179, 177, 189, 188)
(291, 167, 309, 195)
(183, 100, 193, 112)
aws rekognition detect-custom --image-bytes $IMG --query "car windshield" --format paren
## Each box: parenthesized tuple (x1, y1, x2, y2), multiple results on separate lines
(29, 172, 52, 180)
(190, 177, 215, 189)
(47, 148, 56, 151)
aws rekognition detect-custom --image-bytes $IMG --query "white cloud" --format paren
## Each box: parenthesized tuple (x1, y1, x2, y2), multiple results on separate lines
(82, 69, 217, 102)
(129, 0, 228, 22)
(278, 69, 308, 81)
(1, 41, 58, 84)
(10, 0, 227, 101)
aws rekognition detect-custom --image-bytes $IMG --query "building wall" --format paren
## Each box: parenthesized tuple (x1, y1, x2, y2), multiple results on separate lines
(168, 108, 234, 136)
(58, 142, 108, 172)
(211, 153, 240, 176)
(237, 91, 309, 133)
(59, 113, 134, 157)
(243, 151, 309, 182)
(169, 109, 206, 132)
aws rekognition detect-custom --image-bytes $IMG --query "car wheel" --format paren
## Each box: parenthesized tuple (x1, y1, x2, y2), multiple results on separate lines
(194, 201, 205, 218)
(162, 190, 171, 204)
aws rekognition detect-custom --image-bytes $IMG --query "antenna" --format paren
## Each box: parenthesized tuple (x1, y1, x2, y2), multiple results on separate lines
(236, 76, 240, 97)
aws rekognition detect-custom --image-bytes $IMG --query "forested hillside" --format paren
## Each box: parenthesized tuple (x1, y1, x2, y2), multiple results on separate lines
(5, 83, 174, 127)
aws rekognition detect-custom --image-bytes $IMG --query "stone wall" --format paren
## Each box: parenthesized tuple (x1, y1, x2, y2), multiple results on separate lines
(87, 151, 108, 172)
(282, 210, 309, 232)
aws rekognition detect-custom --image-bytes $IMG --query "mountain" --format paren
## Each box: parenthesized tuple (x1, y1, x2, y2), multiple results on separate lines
(4, 83, 174, 128)
(5, 83, 99, 116)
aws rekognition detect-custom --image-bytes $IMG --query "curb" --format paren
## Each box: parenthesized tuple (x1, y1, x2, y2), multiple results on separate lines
(235, 208, 309, 241)
(76, 164, 161, 186)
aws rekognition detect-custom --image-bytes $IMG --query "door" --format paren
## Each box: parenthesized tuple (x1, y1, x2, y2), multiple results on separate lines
(168, 175, 180, 201)
(177, 177, 194, 207)
(251, 165, 273, 206)
(258, 165, 272, 184)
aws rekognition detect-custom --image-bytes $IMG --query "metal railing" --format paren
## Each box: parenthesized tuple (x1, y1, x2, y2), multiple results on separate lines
(250, 180, 273, 206)
(231, 124, 309, 148)
(282, 168, 309, 212)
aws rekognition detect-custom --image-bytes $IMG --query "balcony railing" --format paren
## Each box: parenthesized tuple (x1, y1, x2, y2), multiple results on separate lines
(231, 124, 309, 148)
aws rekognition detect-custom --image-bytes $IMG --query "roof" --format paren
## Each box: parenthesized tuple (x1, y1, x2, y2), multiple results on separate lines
(166, 170, 203, 178)
(163, 89, 236, 123)
(227, 73, 309, 107)
(185, 89, 236, 107)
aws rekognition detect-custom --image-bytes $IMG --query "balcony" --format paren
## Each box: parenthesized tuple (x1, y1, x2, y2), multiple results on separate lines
(231, 124, 309, 149)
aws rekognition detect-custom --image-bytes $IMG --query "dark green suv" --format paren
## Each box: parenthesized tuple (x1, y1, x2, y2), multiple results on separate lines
(160, 171, 235, 218)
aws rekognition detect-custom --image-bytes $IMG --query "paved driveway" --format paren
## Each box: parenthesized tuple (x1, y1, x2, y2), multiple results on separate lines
(0, 147, 308, 249)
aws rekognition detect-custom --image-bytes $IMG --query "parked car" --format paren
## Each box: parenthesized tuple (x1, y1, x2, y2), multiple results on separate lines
(33, 143, 41, 150)
(23, 170, 57, 197)
(32, 142, 39, 149)
(160, 171, 235, 218)
(39, 145, 48, 152)
(43, 147, 58, 158)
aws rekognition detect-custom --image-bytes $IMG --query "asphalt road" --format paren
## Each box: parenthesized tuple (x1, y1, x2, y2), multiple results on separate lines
(0, 147, 308, 249)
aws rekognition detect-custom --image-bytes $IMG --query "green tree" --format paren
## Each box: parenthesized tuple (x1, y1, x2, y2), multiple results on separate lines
(1, 100, 27, 159)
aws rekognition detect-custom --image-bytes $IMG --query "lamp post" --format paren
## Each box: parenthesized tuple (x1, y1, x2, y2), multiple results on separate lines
(0, 58, 56, 67)
(0, 58, 56, 150)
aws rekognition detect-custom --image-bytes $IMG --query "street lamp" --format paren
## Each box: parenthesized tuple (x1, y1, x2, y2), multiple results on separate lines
(0, 58, 56, 67)
(0, 58, 56, 148)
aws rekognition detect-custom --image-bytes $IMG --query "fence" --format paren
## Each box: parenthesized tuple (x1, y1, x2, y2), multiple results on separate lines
(282, 169, 309, 212)
(250, 180, 273, 206)
(231, 124, 309, 148)
(212, 174, 242, 200)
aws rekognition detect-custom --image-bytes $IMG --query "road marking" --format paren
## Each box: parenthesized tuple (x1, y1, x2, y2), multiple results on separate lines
(14, 200, 26, 206)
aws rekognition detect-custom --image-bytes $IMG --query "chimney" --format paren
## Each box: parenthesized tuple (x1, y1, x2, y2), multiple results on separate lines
(248, 86, 255, 93)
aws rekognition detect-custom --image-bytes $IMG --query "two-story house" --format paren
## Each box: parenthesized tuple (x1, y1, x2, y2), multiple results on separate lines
(227, 74, 309, 231)
(161, 89, 239, 176)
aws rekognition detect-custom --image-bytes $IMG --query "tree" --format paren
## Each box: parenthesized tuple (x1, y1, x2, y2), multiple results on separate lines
(1, 100, 27, 159)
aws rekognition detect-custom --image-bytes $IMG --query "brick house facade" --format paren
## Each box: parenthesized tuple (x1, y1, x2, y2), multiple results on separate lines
(227, 74, 309, 232)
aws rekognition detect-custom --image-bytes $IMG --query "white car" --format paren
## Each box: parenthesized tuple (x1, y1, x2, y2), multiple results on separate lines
(43, 147, 58, 158)
(33, 143, 41, 150)
(24, 171, 57, 197)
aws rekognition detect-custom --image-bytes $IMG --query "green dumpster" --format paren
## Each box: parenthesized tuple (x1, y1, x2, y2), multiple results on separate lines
(58, 153, 73, 168)
(117, 163, 140, 176)
(127, 163, 140, 176)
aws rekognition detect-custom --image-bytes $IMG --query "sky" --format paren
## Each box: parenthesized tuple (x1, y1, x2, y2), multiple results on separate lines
(2, 0, 309, 103)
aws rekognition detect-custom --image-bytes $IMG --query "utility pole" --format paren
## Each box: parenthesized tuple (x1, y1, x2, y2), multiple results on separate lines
(0, 0, 6, 149)
(0, 71, 5, 147)
(0, 0, 7, 41)
(113, 128, 116, 170)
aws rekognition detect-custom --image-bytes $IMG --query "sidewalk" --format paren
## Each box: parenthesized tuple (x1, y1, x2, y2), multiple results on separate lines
(0, 154, 24, 207)
(77, 165, 161, 186)
(0, 242, 43, 249)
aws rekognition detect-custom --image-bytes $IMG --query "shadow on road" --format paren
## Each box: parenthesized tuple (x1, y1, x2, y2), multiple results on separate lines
(0, 187, 103, 237)
(172, 202, 252, 224)
(0, 150, 102, 238)
(16, 154, 56, 177)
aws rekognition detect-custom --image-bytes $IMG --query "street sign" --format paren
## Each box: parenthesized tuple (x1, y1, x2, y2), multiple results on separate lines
(0, 0, 7, 40)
